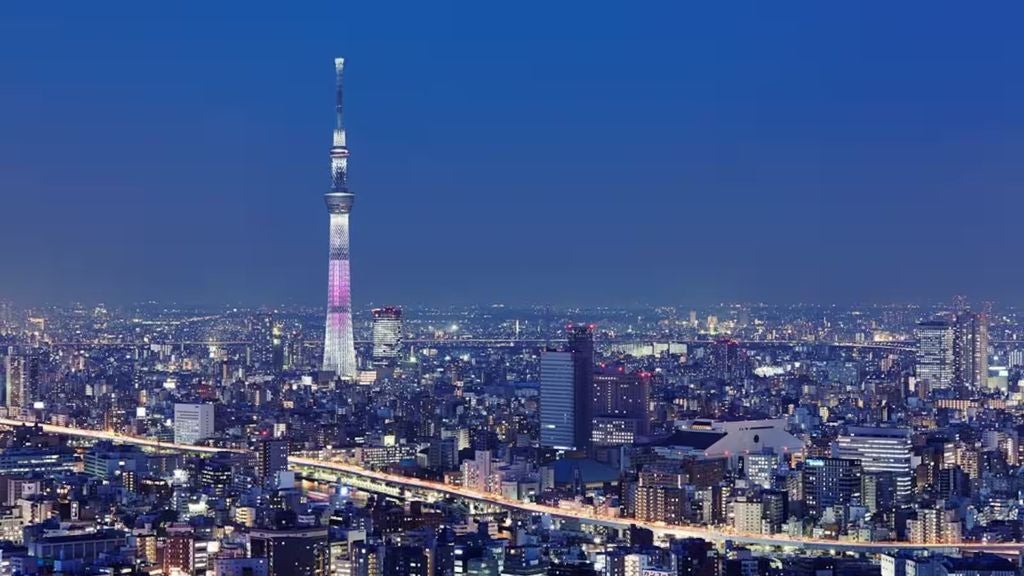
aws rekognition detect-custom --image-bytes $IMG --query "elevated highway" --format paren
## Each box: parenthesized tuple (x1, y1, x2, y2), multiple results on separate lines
(0, 417, 1016, 553)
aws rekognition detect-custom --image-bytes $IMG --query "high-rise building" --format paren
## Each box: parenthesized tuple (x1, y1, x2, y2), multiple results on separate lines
(174, 403, 215, 445)
(540, 351, 574, 450)
(251, 312, 275, 368)
(835, 427, 913, 501)
(539, 325, 595, 451)
(568, 325, 595, 449)
(322, 57, 358, 380)
(801, 457, 862, 518)
(258, 439, 290, 485)
(591, 368, 650, 434)
(953, 310, 988, 390)
(371, 307, 402, 367)
(3, 347, 40, 410)
(0, 302, 11, 334)
(590, 367, 650, 445)
(916, 320, 953, 391)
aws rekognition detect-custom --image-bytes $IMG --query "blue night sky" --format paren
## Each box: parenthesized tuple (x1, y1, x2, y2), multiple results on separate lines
(1, 2, 1023, 307)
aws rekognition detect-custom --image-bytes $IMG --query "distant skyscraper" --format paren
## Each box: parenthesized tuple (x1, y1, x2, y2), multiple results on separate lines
(173, 403, 215, 445)
(0, 302, 11, 334)
(371, 307, 403, 367)
(251, 312, 275, 368)
(916, 320, 953, 391)
(539, 351, 574, 450)
(540, 325, 595, 450)
(568, 325, 595, 449)
(953, 310, 988, 390)
(322, 57, 358, 380)
(4, 347, 39, 410)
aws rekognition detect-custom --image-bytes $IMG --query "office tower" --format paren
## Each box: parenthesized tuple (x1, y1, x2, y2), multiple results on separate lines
(590, 368, 651, 445)
(322, 57, 358, 380)
(568, 325, 595, 449)
(916, 320, 954, 391)
(271, 324, 285, 372)
(371, 307, 402, 367)
(801, 457, 862, 518)
(709, 338, 744, 381)
(251, 312, 275, 368)
(173, 403, 215, 445)
(539, 351, 574, 450)
(835, 427, 913, 501)
(4, 347, 40, 410)
(592, 369, 650, 432)
(953, 310, 989, 390)
(250, 525, 330, 576)
(540, 325, 595, 451)
(258, 439, 290, 484)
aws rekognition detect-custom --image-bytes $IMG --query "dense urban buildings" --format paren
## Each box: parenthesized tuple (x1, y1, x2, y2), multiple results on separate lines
(0, 295, 1021, 574)
(1, 46, 1022, 576)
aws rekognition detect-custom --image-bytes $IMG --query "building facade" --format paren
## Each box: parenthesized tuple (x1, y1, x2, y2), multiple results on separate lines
(174, 403, 215, 445)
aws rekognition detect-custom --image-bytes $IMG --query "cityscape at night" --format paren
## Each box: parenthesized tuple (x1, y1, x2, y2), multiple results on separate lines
(4, 2, 1024, 576)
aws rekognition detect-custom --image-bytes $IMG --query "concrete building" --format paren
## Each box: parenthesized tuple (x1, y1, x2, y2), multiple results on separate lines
(835, 426, 913, 501)
(174, 403, 215, 445)
(916, 320, 954, 391)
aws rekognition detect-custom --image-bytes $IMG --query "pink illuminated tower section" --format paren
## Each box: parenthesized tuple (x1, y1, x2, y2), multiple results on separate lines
(322, 57, 357, 379)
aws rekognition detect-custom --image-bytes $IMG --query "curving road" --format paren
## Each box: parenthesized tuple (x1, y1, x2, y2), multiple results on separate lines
(1, 417, 1019, 552)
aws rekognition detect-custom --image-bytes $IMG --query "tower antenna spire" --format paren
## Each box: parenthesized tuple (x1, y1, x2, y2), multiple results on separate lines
(322, 57, 357, 379)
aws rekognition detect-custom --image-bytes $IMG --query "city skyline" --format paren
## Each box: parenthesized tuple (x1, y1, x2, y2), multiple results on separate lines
(3, 2, 1024, 307)
(5, 5, 1024, 575)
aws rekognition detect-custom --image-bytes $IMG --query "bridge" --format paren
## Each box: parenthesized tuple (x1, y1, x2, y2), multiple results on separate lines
(1, 417, 1016, 553)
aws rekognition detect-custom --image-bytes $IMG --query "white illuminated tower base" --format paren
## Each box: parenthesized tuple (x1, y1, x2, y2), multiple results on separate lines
(322, 57, 357, 379)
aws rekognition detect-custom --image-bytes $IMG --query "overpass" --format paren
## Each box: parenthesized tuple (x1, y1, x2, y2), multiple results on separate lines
(0, 417, 1017, 553)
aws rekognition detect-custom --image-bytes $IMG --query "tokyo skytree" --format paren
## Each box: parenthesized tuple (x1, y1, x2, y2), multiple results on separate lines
(322, 57, 357, 379)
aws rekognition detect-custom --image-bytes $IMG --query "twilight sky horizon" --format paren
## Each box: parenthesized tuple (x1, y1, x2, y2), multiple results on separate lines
(1, 2, 1023, 308)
